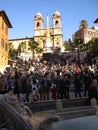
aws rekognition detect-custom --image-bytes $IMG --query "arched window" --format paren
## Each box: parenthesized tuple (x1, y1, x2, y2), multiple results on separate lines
(57, 42, 59, 45)
(1, 38, 4, 48)
(37, 22, 40, 28)
(5, 42, 8, 51)
(55, 20, 59, 26)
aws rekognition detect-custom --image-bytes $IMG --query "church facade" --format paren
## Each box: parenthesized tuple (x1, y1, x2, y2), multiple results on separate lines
(34, 11, 64, 53)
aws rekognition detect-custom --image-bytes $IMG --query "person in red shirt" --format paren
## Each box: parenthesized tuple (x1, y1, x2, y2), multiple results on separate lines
(51, 84, 57, 100)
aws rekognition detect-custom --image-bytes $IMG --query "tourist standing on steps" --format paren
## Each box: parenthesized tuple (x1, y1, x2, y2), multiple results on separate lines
(74, 73, 82, 98)
(41, 76, 51, 100)
(32, 87, 40, 101)
(89, 75, 98, 104)
(51, 84, 57, 100)
(63, 74, 70, 98)
(6, 76, 12, 92)
(57, 75, 64, 99)
(83, 73, 92, 97)
(13, 77, 20, 99)
(19, 76, 32, 102)
(55, 75, 62, 99)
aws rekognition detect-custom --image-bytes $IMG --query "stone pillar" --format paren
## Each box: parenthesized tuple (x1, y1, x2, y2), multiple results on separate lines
(91, 98, 97, 107)
(90, 98, 98, 115)
(56, 99, 62, 110)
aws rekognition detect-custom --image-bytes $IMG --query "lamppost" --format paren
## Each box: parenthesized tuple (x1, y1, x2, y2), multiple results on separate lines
(75, 38, 83, 67)
(77, 47, 80, 66)
(75, 47, 80, 66)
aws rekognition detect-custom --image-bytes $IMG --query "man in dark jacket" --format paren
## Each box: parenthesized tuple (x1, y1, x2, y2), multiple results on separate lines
(41, 76, 51, 100)
(64, 75, 70, 98)
(83, 73, 92, 97)
(74, 73, 82, 98)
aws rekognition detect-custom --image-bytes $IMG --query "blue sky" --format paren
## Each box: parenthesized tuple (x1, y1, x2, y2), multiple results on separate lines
(0, 0, 98, 41)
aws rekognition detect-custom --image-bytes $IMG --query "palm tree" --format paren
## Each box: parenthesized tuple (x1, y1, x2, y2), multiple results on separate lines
(17, 44, 22, 56)
(36, 48, 44, 55)
(28, 38, 39, 60)
(8, 42, 18, 60)
(19, 41, 26, 52)
(79, 20, 88, 29)
(74, 38, 84, 65)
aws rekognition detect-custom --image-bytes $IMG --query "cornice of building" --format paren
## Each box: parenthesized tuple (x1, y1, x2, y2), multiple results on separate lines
(85, 27, 98, 32)
(0, 10, 12, 28)
(9, 37, 33, 41)
(75, 27, 98, 34)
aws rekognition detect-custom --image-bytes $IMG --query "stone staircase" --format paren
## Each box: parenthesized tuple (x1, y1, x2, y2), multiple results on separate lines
(39, 106, 96, 121)
(25, 97, 96, 121)
(56, 106, 96, 120)
(25, 98, 89, 112)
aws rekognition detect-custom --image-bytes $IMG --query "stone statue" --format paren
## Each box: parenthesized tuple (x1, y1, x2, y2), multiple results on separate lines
(0, 90, 59, 130)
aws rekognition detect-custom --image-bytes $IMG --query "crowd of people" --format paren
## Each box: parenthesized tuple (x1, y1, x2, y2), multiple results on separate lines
(0, 61, 98, 105)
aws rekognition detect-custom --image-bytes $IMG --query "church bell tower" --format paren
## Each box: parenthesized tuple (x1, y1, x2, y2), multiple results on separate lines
(52, 11, 63, 50)
(34, 12, 44, 36)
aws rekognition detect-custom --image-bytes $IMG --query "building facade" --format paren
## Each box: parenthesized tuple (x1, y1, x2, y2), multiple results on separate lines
(73, 26, 98, 44)
(0, 10, 12, 69)
(9, 37, 33, 61)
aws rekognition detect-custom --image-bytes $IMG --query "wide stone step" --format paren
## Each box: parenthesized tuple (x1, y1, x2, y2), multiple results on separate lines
(25, 98, 89, 113)
(45, 106, 96, 121)
(0, 128, 7, 130)
(57, 107, 96, 120)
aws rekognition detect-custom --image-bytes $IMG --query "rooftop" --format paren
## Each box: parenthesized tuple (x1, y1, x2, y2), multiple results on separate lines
(94, 18, 98, 23)
(0, 10, 12, 28)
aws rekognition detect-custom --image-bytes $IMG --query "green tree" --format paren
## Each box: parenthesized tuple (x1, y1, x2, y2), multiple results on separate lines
(85, 37, 98, 56)
(74, 38, 84, 65)
(28, 38, 39, 60)
(19, 41, 26, 52)
(64, 40, 75, 52)
(17, 44, 22, 56)
(54, 47, 61, 54)
(8, 42, 18, 60)
(36, 48, 44, 55)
